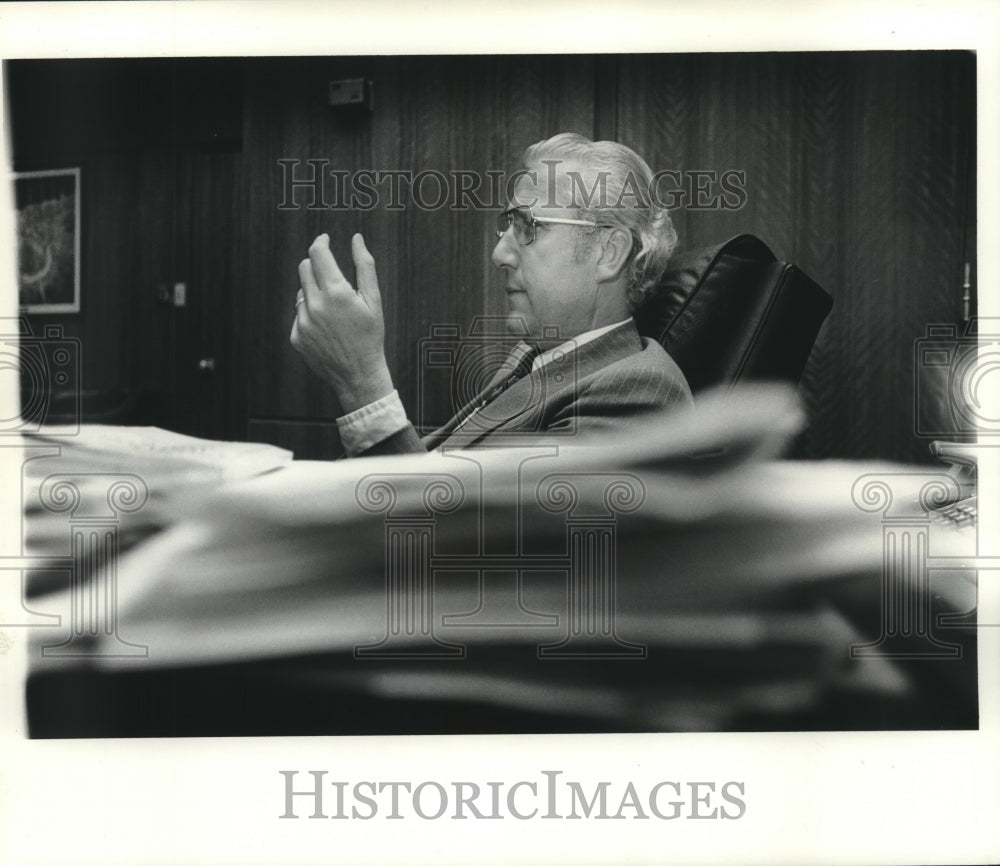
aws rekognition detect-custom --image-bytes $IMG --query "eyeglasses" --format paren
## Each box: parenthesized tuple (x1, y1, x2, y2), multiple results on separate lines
(495, 205, 612, 246)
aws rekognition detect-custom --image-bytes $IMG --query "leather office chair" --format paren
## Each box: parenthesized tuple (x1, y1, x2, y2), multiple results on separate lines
(634, 234, 833, 393)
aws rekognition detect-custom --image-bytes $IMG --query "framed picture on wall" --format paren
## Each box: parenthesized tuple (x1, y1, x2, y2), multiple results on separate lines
(13, 167, 81, 314)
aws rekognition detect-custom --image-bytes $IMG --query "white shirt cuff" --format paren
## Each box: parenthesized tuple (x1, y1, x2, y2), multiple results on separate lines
(336, 390, 411, 456)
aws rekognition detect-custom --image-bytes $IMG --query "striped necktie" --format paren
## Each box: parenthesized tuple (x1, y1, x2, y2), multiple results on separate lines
(451, 342, 541, 432)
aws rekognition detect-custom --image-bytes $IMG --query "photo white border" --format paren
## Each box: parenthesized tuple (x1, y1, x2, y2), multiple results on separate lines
(1, 2, 998, 865)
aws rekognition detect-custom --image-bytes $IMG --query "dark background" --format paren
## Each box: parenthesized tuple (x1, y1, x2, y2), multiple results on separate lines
(8, 52, 977, 462)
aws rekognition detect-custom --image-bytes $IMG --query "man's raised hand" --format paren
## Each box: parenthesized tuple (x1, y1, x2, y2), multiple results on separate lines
(290, 232, 395, 414)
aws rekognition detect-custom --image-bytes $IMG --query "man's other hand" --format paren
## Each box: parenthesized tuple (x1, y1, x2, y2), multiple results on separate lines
(290, 232, 395, 414)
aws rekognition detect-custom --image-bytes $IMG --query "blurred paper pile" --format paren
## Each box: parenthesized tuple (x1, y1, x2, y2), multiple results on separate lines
(24, 386, 978, 735)
(20, 424, 293, 593)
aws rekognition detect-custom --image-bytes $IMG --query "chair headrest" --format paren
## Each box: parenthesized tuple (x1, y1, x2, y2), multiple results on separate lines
(634, 234, 833, 392)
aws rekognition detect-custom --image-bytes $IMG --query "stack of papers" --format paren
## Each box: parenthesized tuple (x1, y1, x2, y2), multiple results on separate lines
(23, 388, 978, 733)
(20, 425, 294, 593)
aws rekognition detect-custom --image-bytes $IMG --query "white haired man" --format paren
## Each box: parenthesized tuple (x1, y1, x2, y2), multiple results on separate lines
(290, 133, 692, 456)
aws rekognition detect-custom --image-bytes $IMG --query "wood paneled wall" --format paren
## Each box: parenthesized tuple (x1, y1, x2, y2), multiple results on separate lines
(11, 59, 247, 439)
(12, 53, 975, 463)
(242, 56, 601, 442)
(614, 53, 975, 461)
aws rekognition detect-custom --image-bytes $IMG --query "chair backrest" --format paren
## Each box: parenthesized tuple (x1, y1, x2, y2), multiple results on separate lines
(633, 234, 833, 393)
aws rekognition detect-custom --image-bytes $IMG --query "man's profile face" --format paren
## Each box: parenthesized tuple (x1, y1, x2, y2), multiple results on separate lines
(491, 162, 603, 341)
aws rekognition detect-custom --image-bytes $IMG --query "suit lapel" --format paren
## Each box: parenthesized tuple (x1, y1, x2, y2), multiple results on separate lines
(422, 341, 537, 450)
(432, 320, 644, 449)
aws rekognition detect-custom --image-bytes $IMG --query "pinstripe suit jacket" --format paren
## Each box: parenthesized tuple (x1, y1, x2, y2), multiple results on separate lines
(360, 319, 692, 455)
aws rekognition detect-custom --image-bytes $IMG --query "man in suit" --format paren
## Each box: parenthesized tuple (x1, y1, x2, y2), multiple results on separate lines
(290, 133, 692, 456)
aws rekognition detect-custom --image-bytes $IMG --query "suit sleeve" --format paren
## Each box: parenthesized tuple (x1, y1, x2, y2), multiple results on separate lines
(543, 361, 694, 439)
(337, 389, 430, 456)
